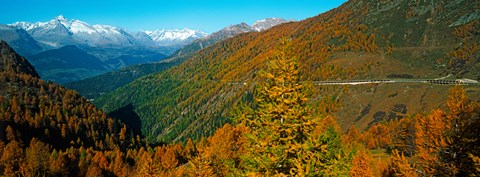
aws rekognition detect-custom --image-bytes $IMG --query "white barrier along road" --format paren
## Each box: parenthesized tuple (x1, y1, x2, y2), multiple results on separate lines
(311, 79, 480, 86)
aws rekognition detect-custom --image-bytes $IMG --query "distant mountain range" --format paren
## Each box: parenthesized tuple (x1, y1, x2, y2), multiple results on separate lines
(66, 18, 294, 98)
(0, 15, 205, 83)
(5, 16, 292, 54)
(9, 15, 208, 50)
(0, 16, 292, 84)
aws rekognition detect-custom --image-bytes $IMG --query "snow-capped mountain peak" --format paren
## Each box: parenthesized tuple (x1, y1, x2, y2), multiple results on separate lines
(37, 15, 71, 32)
(204, 18, 293, 42)
(225, 22, 252, 32)
(6, 15, 290, 49)
(9, 16, 135, 47)
(44, 16, 99, 34)
(9, 15, 209, 48)
(143, 28, 208, 46)
(55, 15, 67, 21)
(11, 22, 34, 30)
(145, 28, 208, 41)
(252, 18, 294, 32)
(12, 15, 96, 34)
(52, 15, 69, 26)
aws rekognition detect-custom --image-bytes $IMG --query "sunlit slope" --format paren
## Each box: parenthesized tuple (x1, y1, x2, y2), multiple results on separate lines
(95, 0, 480, 143)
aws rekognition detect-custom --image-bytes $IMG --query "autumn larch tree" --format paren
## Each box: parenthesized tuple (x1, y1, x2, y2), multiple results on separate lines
(395, 86, 480, 176)
(384, 150, 418, 177)
(350, 149, 374, 177)
(239, 38, 351, 176)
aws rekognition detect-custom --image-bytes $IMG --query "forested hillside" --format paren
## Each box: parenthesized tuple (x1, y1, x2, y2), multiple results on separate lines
(2, 0, 480, 176)
(65, 21, 261, 99)
(0, 41, 39, 77)
(28, 45, 110, 84)
(95, 0, 378, 143)
(95, 0, 480, 143)
(65, 61, 181, 99)
(1, 40, 205, 176)
(0, 41, 143, 176)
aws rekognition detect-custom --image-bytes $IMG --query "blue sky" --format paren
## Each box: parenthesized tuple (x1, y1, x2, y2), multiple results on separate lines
(0, 0, 347, 33)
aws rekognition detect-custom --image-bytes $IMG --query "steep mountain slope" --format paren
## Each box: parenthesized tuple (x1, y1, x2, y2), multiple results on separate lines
(330, 0, 480, 130)
(0, 41, 39, 77)
(28, 45, 109, 83)
(66, 19, 289, 99)
(95, 0, 480, 144)
(0, 41, 147, 176)
(0, 25, 43, 56)
(0, 41, 137, 151)
(65, 61, 180, 99)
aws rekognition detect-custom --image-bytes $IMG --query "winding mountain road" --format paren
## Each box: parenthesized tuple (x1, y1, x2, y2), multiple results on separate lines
(311, 79, 480, 86)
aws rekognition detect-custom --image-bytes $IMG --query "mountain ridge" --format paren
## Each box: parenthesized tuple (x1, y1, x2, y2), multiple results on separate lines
(0, 25, 44, 56)
(0, 40, 39, 77)
(252, 18, 294, 31)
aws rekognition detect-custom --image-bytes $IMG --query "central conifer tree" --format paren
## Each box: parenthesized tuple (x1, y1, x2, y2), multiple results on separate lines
(239, 38, 350, 176)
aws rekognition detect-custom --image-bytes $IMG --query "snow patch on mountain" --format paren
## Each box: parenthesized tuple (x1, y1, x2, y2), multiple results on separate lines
(93, 25, 122, 35)
(70, 20, 97, 34)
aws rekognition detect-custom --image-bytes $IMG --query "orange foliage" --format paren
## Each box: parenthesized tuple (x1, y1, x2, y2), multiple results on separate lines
(363, 123, 392, 149)
(355, 86, 480, 176)
(385, 150, 418, 177)
(343, 125, 361, 145)
(160, 147, 178, 170)
(350, 150, 375, 177)
(414, 109, 451, 175)
(189, 124, 249, 176)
